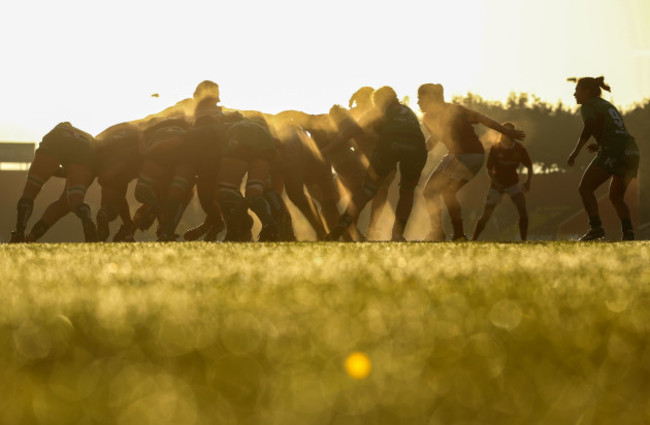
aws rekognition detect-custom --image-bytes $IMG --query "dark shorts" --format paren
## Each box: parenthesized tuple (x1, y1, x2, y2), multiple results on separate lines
(224, 124, 276, 162)
(369, 139, 427, 189)
(37, 125, 95, 168)
(591, 147, 639, 179)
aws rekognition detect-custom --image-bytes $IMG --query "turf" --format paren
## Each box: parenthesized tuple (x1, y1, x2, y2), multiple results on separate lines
(1, 241, 650, 425)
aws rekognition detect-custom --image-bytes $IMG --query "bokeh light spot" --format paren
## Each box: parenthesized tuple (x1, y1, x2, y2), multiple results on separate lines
(345, 352, 371, 380)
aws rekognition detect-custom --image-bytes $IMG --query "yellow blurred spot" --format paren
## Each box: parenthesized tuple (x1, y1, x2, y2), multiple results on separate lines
(345, 352, 371, 379)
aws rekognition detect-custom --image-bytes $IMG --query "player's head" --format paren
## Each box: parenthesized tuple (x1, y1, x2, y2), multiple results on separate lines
(499, 122, 515, 144)
(417, 83, 444, 112)
(193, 80, 220, 103)
(348, 86, 375, 109)
(372, 86, 398, 110)
(572, 76, 610, 104)
(328, 104, 351, 123)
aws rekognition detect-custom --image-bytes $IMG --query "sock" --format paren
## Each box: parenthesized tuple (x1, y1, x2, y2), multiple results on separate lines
(519, 216, 528, 241)
(28, 220, 51, 241)
(16, 198, 34, 232)
(588, 216, 602, 229)
(451, 219, 464, 237)
(621, 218, 633, 233)
(73, 203, 93, 222)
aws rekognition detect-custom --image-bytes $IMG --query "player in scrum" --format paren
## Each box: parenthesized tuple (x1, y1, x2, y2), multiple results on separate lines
(9, 122, 97, 242)
(327, 86, 427, 241)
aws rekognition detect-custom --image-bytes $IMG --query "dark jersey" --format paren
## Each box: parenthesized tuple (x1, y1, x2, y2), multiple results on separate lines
(375, 103, 424, 144)
(486, 141, 532, 187)
(425, 104, 484, 154)
(580, 97, 637, 155)
(38, 122, 96, 168)
(94, 122, 142, 178)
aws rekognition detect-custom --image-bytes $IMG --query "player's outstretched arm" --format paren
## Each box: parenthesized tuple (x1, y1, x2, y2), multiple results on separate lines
(567, 120, 595, 166)
(475, 113, 526, 140)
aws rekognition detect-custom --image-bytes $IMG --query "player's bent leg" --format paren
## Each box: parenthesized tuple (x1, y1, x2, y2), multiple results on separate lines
(392, 180, 418, 242)
(21, 152, 60, 200)
(472, 204, 496, 241)
(368, 168, 396, 240)
(441, 179, 469, 241)
(264, 189, 296, 242)
(578, 164, 611, 240)
(159, 172, 194, 242)
(510, 192, 528, 241)
(26, 189, 70, 242)
(422, 174, 449, 241)
(65, 164, 96, 242)
(609, 175, 634, 240)
(96, 204, 119, 242)
(218, 185, 250, 242)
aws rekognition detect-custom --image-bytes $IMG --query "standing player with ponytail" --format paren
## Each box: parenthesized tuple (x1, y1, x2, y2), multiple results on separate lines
(567, 76, 640, 241)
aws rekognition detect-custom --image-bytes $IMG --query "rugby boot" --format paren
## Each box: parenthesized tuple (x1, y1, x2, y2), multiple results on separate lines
(184, 223, 210, 241)
(113, 224, 135, 242)
(451, 234, 469, 242)
(9, 230, 25, 243)
(96, 210, 111, 242)
(326, 212, 353, 241)
(204, 223, 222, 242)
(578, 227, 605, 241)
(622, 230, 635, 241)
(258, 223, 280, 242)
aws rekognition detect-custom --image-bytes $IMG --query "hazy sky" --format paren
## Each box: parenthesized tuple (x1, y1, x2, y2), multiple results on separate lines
(1, 0, 649, 141)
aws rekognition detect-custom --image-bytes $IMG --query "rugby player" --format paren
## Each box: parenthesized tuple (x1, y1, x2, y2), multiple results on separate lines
(418, 83, 525, 241)
(217, 113, 280, 241)
(9, 122, 97, 242)
(349, 86, 398, 240)
(472, 122, 533, 241)
(94, 122, 144, 241)
(566, 76, 640, 241)
(327, 86, 427, 241)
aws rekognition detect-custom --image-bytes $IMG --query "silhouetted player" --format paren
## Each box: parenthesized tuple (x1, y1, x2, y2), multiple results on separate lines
(327, 86, 427, 241)
(418, 83, 525, 241)
(9, 122, 97, 242)
(566, 76, 640, 241)
(472, 122, 533, 241)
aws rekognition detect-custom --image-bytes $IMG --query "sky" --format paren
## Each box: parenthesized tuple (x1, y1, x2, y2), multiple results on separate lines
(1, 0, 649, 142)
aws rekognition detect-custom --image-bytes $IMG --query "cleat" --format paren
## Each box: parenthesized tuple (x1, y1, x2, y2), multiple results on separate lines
(622, 230, 635, 241)
(579, 227, 605, 241)
(113, 225, 135, 242)
(258, 224, 279, 242)
(451, 234, 468, 242)
(391, 234, 407, 242)
(9, 230, 25, 243)
(184, 223, 210, 241)
(204, 221, 225, 242)
(326, 224, 346, 241)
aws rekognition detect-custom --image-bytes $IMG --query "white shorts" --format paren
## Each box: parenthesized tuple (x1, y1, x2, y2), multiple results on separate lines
(434, 153, 484, 182)
(486, 184, 523, 206)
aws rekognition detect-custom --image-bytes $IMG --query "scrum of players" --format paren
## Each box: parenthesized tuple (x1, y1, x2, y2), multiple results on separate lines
(7, 77, 640, 243)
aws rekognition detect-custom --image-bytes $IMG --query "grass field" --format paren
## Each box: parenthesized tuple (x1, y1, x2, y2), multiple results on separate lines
(2, 241, 650, 425)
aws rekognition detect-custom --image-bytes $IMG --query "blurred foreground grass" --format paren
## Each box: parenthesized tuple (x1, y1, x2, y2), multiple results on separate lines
(1, 241, 650, 425)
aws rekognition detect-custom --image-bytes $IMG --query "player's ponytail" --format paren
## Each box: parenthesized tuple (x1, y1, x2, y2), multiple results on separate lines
(594, 76, 611, 92)
(576, 76, 611, 98)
